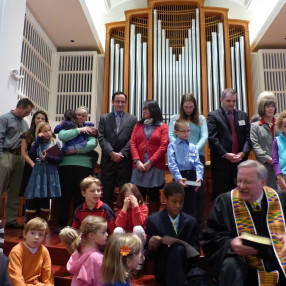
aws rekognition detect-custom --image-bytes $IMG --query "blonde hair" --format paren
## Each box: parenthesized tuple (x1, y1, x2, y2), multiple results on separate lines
(257, 98, 276, 117)
(34, 121, 55, 145)
(80, 176, 102, 192)
(102, 233, 142, 284)
(257, 91, 276, 107)
(72, 215, 106, 254)
(174, 119, 189, 131)
(76, 106, 89, 115)
(24, 217, 49, 235)
(276, 110, 286, 130)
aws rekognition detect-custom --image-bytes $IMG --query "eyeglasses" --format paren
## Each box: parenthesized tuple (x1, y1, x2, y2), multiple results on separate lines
(234, 179, 255, 186)
(176, 129, 191, 133)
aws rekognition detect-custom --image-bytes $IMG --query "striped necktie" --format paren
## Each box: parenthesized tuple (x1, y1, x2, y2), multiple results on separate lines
(172, 220, 177, 234)
(115, 113, 121, 133)
(227, 112, 239, 154)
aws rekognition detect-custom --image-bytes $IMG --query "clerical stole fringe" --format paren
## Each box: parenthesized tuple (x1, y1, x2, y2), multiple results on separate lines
(231, 187, 286, 286)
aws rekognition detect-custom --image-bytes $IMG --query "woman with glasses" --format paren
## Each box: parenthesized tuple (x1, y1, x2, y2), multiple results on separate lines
(250, 93, 279, 189)
(130, 101, 168, 214)
(168, 94, 208, 233)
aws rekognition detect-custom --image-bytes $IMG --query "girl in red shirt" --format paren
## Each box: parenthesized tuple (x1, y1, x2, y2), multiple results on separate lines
(114, 183, 148, 246)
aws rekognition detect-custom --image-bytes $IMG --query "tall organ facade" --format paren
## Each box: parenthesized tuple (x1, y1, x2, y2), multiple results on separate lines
(103, 0, 253, 121)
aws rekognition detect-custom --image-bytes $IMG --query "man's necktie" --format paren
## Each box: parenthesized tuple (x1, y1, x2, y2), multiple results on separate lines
(227, 112, 239, 154)
(115, 114, 121, 133)
(172, 220, 177, 234)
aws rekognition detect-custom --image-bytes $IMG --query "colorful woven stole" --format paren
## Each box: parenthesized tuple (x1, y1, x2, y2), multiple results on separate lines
(232, 187, 286, 286)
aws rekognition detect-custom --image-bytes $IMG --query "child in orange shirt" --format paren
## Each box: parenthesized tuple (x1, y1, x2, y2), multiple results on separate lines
(8, 217, 53, 285)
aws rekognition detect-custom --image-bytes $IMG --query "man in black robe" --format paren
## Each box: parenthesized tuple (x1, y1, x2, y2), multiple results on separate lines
(203, 160, 286, 286)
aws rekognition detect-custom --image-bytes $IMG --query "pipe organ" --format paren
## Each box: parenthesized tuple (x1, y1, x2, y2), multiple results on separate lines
(103, 0, 253, 120)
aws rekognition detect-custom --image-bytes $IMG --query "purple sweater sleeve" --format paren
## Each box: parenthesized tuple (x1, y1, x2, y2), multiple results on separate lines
(272, 138, 282, 175)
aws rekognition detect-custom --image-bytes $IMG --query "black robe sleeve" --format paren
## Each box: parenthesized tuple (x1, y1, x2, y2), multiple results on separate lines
(202, 192, 238, 272)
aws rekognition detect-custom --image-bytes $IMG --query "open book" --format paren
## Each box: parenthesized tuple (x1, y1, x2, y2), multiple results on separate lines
(161, 236, 200, 258)
(241, 232, 273, 259)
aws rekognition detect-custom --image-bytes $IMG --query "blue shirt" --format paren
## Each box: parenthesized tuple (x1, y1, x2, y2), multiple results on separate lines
(167, 138, 204, 182)
(168, 114, 208, 155)
(114, 111, 124, 117)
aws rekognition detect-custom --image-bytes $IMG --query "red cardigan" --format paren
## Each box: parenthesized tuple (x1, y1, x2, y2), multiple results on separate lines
(115, 204, 148, 232)
(130, 122, 169, 170)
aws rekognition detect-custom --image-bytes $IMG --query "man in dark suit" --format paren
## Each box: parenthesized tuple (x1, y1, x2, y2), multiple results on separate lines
(98, 92, 137, 207)
(207, 88, 251, 198)
(146, 182, 209, 286)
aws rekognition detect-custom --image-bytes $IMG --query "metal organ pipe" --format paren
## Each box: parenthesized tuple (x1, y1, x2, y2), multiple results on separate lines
(239, 36, 247, 111)
(231, 47, 236, 91)
(153, 9, 158, 102)
(207, 41, 213, 112)
(185, 38, 189, 93)
(162, 29, 166, 118)
(166, 38, 170, 121)
(195, 9, 201, 111)
(157, 20, 162, 110)
(188, 29, 193, 94)
(142, 42, 147, 103)
(217, 22, 225, 96)
(119, 48, 124, 91)
(129, 24, 136, 114)
(235, 41, 242, 110)
(114, 43, 120, 92)
(211, 32, 219, 110)
(109, 38, 115, 112)
(136, 33, 142, 117)
(191, 19, 197, 101)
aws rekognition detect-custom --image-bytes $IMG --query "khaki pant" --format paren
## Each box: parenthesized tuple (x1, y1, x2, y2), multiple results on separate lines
(0, 152, 24, 223)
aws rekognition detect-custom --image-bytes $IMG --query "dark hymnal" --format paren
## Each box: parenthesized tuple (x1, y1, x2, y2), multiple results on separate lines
(241, 232, 273, 259)
(45, 144, 62, 156)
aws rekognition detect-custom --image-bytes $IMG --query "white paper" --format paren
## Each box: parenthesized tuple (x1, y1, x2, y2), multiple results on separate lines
(185, 180, 201, 187)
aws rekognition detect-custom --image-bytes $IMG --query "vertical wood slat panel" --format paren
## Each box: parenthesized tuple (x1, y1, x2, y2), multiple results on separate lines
(19, 14, 54, 113)
(55, 52, 97, 121)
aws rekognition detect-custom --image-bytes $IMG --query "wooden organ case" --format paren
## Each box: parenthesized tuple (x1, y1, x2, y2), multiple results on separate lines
(103, 0, 253, 120)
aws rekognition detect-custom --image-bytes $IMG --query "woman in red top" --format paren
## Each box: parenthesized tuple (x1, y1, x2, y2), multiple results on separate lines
(114, 183, 148, 245)
(130, 101, 168, 214)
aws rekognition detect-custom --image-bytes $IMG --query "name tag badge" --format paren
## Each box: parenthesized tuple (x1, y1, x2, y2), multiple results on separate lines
(189, 153, 195, 157)
(238, 120, 246, 126)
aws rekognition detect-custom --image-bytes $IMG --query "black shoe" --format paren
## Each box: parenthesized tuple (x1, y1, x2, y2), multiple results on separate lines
(5, 222, 24, 229)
